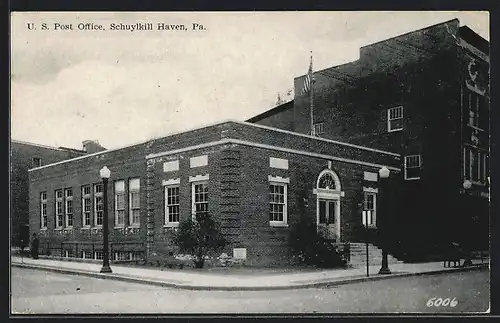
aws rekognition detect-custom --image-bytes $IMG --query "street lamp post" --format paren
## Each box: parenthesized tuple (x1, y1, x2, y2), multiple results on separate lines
(99, 166, 112, 273)
(378, 166, 392, 275)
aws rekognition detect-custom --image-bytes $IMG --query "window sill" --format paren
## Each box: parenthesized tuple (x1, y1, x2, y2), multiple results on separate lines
(54, 228, 63, 231)
(114, 226, 126, 229)
(270, 222, 289, 228)
(164, 223, 179, 228)
(80, 227, 91, 230)
(388, 128, 403, 133)
(40, 227, 47, 231)
(404, 177, 420, 181)
(128, 225, 140, 229)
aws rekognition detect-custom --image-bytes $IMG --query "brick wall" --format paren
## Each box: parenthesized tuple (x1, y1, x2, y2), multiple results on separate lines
(29, 142, 149, 251)
(11, 141, 86, 245)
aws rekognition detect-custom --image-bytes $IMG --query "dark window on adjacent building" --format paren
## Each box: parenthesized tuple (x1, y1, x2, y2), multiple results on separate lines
(464, 146, 488, 184)
(32, 157, 42, 168)
(313, 122, 325, 136)
(404, 155, 421, 180)
(388, 106, 404, 132)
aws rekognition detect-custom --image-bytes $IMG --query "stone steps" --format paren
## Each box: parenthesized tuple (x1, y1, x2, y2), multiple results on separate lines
(347, 242, 404, 267)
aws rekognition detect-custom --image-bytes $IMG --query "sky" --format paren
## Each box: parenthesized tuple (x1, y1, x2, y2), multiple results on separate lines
(10, 11, 489, 150)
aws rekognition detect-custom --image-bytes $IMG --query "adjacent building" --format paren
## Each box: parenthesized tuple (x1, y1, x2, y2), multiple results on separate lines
(249, 19, 490, 255)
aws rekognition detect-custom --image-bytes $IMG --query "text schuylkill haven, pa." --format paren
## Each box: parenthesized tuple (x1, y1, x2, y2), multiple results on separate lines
(27, 22, 206, 32)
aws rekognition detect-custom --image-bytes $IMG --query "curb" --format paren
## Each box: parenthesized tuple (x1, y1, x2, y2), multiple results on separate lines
(11, 262, 489, 291)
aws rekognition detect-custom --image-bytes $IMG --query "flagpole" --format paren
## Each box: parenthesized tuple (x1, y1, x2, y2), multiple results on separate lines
(309, 51, 315, 136)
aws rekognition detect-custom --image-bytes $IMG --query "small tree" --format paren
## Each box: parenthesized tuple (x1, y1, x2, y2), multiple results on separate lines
(173, 213, 227, 268)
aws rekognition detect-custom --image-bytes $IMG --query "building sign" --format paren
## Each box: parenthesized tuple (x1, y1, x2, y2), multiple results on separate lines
(464, 53, 489, 97)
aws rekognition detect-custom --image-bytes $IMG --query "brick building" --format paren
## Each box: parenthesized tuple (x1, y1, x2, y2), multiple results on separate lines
(28, 121, 400, 266)
(26, 18, 489, 266)
(249, 19, 490, 255)
(10, 140, 89, 246)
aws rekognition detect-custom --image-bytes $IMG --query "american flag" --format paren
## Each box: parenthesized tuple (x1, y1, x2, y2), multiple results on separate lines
(301, 54, 314, 95)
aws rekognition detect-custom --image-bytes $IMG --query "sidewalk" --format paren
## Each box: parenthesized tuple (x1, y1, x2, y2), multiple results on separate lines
(11, 256, 489, 291)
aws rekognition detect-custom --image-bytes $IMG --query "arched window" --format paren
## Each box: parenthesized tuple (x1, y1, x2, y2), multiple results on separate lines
(316, 169, 341, 191)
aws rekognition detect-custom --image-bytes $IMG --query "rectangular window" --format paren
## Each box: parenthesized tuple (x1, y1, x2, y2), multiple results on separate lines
(362, 192, 377, 227)
(94, 251, 104, 260)
(65, 188, 73, 227)
(32, 157, 42, 168)
(114, 180, 125, 227)
(94, 184, 103, 226)
(404, 155, 421, 180)
(114, 252, 129, 261)
(269, 183, 287, 224)
(313, 122, 324, 136)
(40, 192, 47, 229)
(82, 251, 93, 259)
(387, 106, 404, 132)
(82, 185, 91, 227)
(192, 182, 208, 220)
(129, 178, 140, 226)
(465, 146, 488, 184)
(165, 186, 180, 224)
(469, 91, 480, 128)
(55, 189, 63, 228)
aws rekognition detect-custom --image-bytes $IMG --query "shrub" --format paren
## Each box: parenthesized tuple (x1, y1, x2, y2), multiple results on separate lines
(173, 213, 227, 268)
(289, 216, 347, 268)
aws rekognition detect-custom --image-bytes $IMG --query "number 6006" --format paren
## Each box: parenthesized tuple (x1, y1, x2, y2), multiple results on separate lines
(426, 297, 458, 307)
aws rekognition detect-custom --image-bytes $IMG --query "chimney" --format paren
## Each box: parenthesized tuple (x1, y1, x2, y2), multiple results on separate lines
(82, 140, 106, 153)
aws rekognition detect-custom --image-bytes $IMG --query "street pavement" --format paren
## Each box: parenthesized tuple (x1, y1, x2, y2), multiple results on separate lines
(11, 267, 489, 314)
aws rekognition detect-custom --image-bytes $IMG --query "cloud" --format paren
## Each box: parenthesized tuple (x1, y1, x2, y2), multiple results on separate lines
(10, 11, 489, 150)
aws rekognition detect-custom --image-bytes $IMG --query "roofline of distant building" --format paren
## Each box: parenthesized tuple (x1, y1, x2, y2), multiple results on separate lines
(246, 100, 294, 123)
(358, 18, 460, 50)
(295, 18, 488, 81)
(11, 139, 73, 152)
(28, 119, 400, 172)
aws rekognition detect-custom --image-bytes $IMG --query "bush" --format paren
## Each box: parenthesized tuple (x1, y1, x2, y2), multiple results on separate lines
(173, 213, 227, 268)
(289, 216, 347, 268)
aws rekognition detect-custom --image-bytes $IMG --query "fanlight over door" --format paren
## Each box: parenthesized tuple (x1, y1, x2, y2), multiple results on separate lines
(314, 169, 343, 241)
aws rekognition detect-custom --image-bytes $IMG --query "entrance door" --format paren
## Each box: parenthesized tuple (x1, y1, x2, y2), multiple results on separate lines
(318, 199, 337, 240)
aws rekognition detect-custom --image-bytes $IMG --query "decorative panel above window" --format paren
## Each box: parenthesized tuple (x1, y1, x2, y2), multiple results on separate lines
(163, 160, 179, 172)
(269, 157, 289, 170)
(190, 155, 208, 168)
(387, 106, 404, 132)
